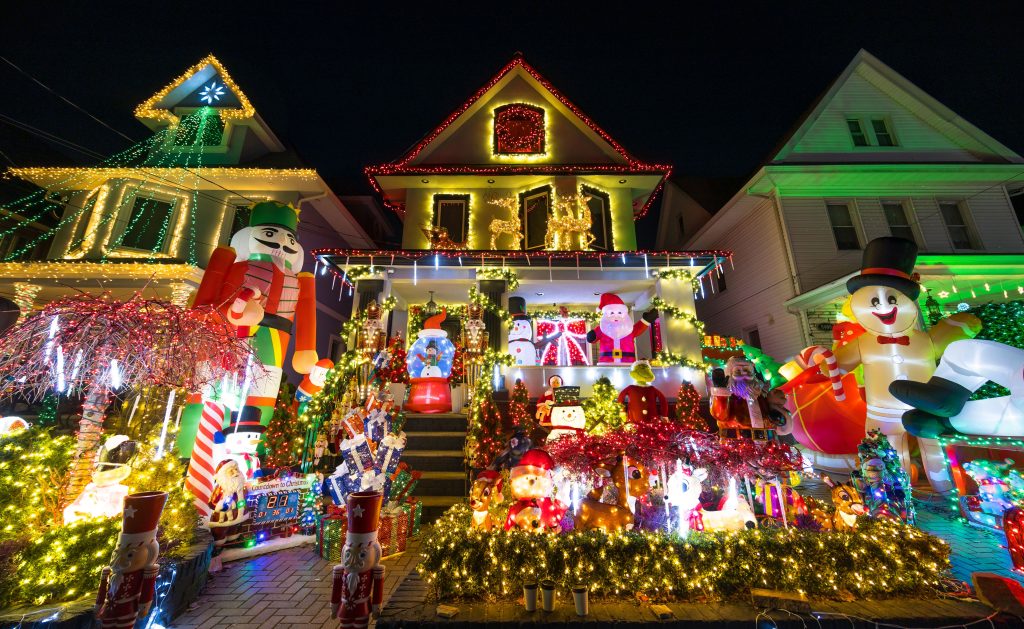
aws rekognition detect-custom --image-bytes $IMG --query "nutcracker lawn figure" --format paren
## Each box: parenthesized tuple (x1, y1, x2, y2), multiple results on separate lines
(96, 491, 168, 629)
(586, 293, 658, 364)
(803, 237, 980, 489)
(331, 491, 386, 629)
(617, 360, 669, 423)
(177, 200, 319, 457)
(710, 356, 784, 441)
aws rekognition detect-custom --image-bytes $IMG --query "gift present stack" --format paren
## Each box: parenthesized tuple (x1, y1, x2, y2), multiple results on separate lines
(315, 387, 423, 559)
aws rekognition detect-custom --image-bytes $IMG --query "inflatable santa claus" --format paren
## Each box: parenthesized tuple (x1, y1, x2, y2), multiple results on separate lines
(586, 293, 658, 364)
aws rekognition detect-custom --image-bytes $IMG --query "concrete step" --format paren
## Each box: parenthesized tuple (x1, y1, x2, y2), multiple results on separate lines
(403, 450, 465, 472)
(404, 431, 465, 451)
(415, 471, 468, 496)
(402, 413, 467, 432)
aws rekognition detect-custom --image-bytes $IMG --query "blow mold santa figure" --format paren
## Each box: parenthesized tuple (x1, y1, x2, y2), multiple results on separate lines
(504, 448, 566, 533)
(711, 356, 783, 441)
(405, 309, 456, 413)
(96, 491, 168, 629)
(507, 297, 537, 366)
(330, 490, 385, 629)
(177, 200, 319, 457)
(586, 293, 658, 364)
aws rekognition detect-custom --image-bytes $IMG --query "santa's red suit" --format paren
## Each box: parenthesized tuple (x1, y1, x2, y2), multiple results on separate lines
(586, 293, 652, 364)
(505, 497, 565, 531)
(96, 491, 168, 629)
(331, 491, 386, 629)
(617, 384, 668, 423)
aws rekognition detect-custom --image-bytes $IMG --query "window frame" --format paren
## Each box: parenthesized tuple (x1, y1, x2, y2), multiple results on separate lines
(937, 200, 980, 251)
(107, 181, 188, 258)
(581, 185, 614, 251)
(492, 103, 546, 155)
(870, 117, 898, 147)
(519, 185, 552, 251)
(166, 108, 230, 152)
(845, 114, 899, 148)
(825, 200, 864, 251)
(880, 199, 920, 246)
(846, 118, 870, 147)
(431, 193, 470, 246)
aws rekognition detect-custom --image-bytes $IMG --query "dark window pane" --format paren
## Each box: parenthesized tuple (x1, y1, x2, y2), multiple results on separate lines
(947, 226, 972, 249)
(939, 202, 974, 248)
(434, 197, 468, 244)
(584, 188, 612, 251)
(747, 328, 761, 349)
(882, 202, 914, 241)
(940, 202, 965, 226)
(121, 197, 174, 251)
(847, 119, 869, 146)
(827, 203, 854, 227)
(715, 273, 727, 292)
(872, 119, 895, 146)
(520, 187, 550, 250)
(890, 225, 915, 241)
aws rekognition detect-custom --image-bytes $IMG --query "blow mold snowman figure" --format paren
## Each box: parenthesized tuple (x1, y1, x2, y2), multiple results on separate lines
(819, 237, 979, 490)
(507, 297, 537, 366)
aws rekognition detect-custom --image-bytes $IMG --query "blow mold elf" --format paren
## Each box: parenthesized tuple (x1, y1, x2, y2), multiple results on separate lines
(177, 201, 318, 457)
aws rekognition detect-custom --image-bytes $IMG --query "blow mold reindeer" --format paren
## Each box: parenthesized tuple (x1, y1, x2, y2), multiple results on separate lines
(470, 470, 503, 530)
(577, 454, 650, 531)
(812, 477, 867, 531)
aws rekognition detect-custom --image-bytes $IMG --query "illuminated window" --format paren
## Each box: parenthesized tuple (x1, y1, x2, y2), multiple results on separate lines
(493, 104, 545, 154)
(582, 186, 613, 251)
(519, 185, 551, 250)
(119, 197, 175, 251)
(432, 194, 469, 245)
(826, 202, 861, 250)
(882, 201, 916, 243)
(939, 201, 977, 249)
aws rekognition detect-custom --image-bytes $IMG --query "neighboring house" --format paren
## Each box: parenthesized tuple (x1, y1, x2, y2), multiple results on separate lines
(2, 55, 375, 377)
(656, 176, 748, 248)
(683, 49, 1024, 360)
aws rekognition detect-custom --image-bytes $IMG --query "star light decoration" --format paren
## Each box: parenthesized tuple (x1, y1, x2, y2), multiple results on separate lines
(199, 81, 226, 104)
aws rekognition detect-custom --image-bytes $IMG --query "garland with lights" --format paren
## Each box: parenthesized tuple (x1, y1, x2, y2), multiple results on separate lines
(419, 504, 950, 601)
(475, 267, 520, 291)
(675, 381, 707, 431)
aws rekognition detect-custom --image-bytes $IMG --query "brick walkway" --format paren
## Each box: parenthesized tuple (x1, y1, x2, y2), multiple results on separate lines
(170, 538, 421, 629)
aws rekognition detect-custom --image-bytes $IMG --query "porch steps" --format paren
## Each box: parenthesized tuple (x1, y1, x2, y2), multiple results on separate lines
(401, 412, 468, 523)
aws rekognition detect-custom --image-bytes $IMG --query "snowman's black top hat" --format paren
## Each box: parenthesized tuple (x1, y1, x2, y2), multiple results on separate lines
(508, 296, 529, 321)
(846, 236, 921, 300)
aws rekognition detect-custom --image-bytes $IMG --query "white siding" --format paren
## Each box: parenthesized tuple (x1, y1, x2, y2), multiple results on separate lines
(779, 197, 864, 291)
(691, 198, 806, 360)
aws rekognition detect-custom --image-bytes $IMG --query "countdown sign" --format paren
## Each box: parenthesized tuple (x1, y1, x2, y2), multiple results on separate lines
(245, 477, 309, 525)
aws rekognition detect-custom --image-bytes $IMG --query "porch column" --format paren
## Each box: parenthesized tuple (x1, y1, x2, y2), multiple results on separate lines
(13, 282, 41, 322)
(478, 279, 506, 352)
(656, 274, 706, 395)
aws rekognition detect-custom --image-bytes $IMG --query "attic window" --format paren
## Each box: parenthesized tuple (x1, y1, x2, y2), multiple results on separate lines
(846, 119, 869, 147)
(493, 104, 545, 155)
(846, 116, 898, 147)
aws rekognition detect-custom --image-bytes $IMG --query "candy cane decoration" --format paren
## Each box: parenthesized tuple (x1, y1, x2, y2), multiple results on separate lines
(798, 346, 844, 401)
(185, 399, 225, 517)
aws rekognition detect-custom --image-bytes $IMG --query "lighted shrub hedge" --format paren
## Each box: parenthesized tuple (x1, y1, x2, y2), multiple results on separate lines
(419, 504, 950, 601)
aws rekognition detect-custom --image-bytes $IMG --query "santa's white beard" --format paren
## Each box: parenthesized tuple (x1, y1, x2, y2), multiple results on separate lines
(601, 317, 633, 339)
(728, 376, 763, 401)
(216, 474, 245, 502)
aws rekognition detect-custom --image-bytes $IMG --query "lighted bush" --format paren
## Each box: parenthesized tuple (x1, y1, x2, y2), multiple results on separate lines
(420, 504, 951, 601)
(0, 427, 76, 543)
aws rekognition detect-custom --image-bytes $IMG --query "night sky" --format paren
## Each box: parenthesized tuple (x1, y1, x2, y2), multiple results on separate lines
(2, 3, 1023, 241)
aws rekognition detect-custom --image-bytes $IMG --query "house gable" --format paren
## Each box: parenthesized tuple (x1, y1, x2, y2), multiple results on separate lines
(135, 54, 255, 127)
(774, 50, 1022, 165)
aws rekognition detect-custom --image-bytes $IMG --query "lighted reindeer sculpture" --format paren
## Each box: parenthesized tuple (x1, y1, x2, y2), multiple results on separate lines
(577, 454, 649, 531)
(546, 193, 596, 251)
(469, 470, 503, 530)
(488, 197, 523, 250)
(812, 476, 867, 531)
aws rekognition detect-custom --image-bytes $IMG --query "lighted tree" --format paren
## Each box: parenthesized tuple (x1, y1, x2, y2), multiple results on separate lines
(0, 293, 254, 500)
(675, 381, 708, 431)
(377, 334, 409, 384)
(470, 394, 505, 469)
(129, 430, 199, 555)
(262, 381, 300, 472)
(583, 376, 625, 435)
(508, 378, 534, 433)
(449, 342, 466, 384)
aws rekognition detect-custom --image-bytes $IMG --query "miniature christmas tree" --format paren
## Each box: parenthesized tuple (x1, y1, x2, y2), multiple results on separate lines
(469, 393, 505, 469)
(449, 342, 466, 384)
(508, 379, 534, 433)
(263, 381, 300, 471)
(583, 376, 625, 434)
(675, 381, 708, 431)
(377, 334, 409, 384)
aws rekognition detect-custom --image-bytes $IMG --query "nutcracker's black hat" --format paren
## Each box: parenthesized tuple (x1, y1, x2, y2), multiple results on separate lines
(846, 237, 920, 300)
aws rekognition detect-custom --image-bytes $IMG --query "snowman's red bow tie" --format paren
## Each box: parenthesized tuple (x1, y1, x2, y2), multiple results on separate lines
(877, 336, 910, 345)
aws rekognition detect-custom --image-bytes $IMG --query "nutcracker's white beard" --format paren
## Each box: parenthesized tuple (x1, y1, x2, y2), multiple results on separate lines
(601, 317, 633, 340)
(346, 570, 360, 596)
(728, 375, 763, 401)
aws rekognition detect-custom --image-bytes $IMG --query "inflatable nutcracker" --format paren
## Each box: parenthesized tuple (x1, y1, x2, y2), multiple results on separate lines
(296, 358, 335, 412)
(95, 491, 168, 629)
(710, 356, 784, 441)
(795, 237, 979, 489)
(586, 293, 658, 364)
(330, 490, 385, 629)
(176, 200, 319, 457)
(617, 360, 668, 423)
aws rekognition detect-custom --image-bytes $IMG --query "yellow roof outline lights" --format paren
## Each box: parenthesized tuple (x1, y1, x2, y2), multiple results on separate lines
(10, 167, 320, 188)
(0, 261, 202, 281)
(134, 54, 256, 125)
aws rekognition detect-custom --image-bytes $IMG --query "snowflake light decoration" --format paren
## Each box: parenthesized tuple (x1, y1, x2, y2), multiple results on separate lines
(199, 81, 226, 104)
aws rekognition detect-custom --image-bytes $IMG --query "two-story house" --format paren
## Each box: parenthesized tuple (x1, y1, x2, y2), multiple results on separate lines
(314, 54, 726, 398)
(670, 49, 1024, 360)
(2, 55, 381, 372)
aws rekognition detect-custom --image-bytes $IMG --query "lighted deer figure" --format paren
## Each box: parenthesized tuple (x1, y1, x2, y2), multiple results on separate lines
(811, 476, 867, 531)
(469, 470, 503, 530)
(488, 197, 523, 250)
(577, 454, 649, 531)
(546, 193, 596, 251)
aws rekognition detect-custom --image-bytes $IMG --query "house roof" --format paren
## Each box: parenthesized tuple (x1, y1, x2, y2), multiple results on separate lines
(366, 54, 671, 219)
